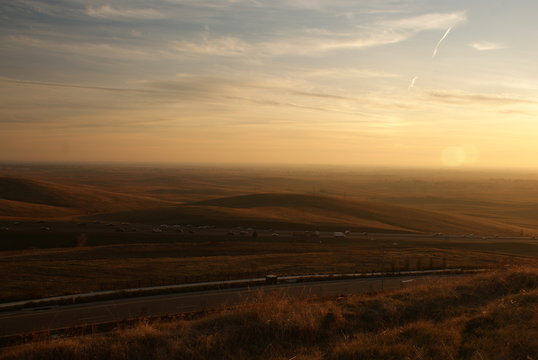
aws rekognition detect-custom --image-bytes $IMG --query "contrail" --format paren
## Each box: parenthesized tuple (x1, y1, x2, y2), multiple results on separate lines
(432, 27, 452, 58)
(408, 76, 418, 90)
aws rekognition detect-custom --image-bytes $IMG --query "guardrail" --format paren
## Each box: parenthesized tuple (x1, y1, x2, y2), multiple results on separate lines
(0, 268, 487, 313)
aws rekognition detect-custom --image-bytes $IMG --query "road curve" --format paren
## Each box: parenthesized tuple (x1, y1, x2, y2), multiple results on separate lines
(0, 274, 469, 337)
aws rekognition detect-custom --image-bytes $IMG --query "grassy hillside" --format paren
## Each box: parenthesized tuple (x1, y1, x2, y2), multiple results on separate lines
(0, 177, 170, 219)
(4, 267, 538, 360)
(4, 233, 527, 302)
(4, 165, 538, 232)
(94, 193, 524, 235)
(0, 199, 79, 219)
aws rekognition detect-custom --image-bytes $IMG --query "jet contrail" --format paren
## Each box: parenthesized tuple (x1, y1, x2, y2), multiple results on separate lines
(432, 27, 452, 58)
(408, 76, 418, 90)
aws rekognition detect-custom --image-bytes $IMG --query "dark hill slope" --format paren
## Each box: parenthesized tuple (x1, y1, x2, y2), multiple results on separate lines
(93, 193, 523, 235)
(0, 177, 169, 218)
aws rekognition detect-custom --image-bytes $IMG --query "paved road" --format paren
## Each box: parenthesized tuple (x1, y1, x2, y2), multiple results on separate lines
(0, 274, 466, 337)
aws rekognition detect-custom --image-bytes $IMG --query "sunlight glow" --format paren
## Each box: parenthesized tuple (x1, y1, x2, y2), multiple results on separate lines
(0, 0, 535, 168)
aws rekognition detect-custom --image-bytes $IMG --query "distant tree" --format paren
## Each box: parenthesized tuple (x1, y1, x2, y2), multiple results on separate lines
(76, 233, 88, 247)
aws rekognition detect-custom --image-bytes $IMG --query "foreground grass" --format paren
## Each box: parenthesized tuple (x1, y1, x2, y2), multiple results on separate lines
(4, 267, 538, 359)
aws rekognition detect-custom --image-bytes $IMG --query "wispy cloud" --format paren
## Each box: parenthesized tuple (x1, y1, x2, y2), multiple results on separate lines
(288, 90, 352, 101)
(497, 109, 536, 117)
(302, 68, 399, 79)
(0, 77, 155, 93)
(470, 41, 506, 51)
(9, 4, 468, 64)
(425, 90, 537, 106)
(170, 36, 249, 56)
(383, 11, 466, 31)
(7, 35, 155, 60)
(168, 11, 467, 58)
(315, 31, 407, 51)
(167, 29, 408, 58)
(139, 74, 386, 119)
(162, 0, 255, 8)
(86, 5, 166, 20)
(3, 0, 81, 17)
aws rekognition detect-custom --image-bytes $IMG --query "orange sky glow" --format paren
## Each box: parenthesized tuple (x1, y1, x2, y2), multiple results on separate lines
(2, 0, 538, 169)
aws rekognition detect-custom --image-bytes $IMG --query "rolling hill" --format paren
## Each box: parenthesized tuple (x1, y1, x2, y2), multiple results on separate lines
(0, 177, 170, 219)
(91, 193, 525, 235)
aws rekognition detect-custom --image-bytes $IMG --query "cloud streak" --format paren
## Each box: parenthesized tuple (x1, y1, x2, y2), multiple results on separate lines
(170, 29, 409, 58)
(383, 12, 466, 31)
(302, 68, 399, 79)
(170, 36, 248, 56)
(169, 11, 467, 58)
(7, 35, 157, 61)
(86, 5, 166, 20)
(425, 90, 537, 106)
(470, 41, 506, 51)
(0, 77, 156, 93)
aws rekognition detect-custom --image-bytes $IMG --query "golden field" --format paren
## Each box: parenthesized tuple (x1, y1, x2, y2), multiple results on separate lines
(2, 164, 538, 302)
(3, 267, 538, 360)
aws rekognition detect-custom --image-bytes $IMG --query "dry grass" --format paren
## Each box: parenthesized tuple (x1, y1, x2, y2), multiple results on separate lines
(0, 238, 526, 302)
(0, 177, 169, 220)
(0, 199, 78, 220)
(4, 267, 538, 360)
(3, 165, 538, 234)
(93, 193, 526, 235)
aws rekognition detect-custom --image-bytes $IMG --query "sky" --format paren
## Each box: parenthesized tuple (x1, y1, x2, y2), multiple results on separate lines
(1, 0, 538, 168)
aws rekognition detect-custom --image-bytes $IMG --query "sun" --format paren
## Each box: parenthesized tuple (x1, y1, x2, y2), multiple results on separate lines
(441, 147, 466, 167)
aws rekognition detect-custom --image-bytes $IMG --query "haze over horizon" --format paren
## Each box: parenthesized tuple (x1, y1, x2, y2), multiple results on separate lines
(2, 0, 538, 168)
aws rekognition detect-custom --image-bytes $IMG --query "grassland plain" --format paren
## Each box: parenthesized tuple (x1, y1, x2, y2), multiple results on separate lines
(4, 164, 538, 232)
(0, 236, 533, 302)
(1, 174, 530, 235)
(92, 193, 528, 235)
(3, 164, 538, 302)
(3, 267, 538, 360)
(0, 164, 538, 235)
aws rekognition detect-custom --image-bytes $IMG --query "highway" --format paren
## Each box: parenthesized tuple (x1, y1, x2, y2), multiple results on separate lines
(0, 219, 511, 338)
(1, 219, 534, 243)
(0, 273, 469, 337)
